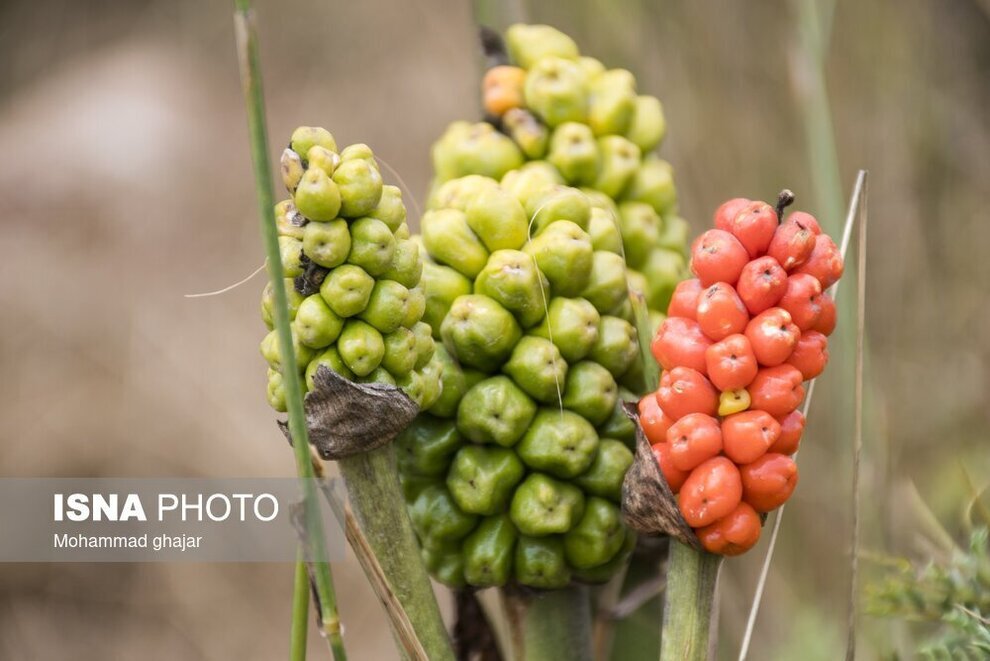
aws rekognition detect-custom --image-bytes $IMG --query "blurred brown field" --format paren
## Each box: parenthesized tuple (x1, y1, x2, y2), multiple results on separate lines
(0, 0, 987, 658)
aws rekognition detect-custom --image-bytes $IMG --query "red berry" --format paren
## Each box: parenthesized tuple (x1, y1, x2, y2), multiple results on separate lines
(770, 410, 805, 455)
(657, 367, 719, 420)
(679, 456, 743, 528)
(667, 413, 723, 471)
(652, 443, 690, 493)
(736, 256, 788, 315)
(721, 410, 781, 464)
(705, 334, 759, 391)
(639, 395, 674, 444)
(668, 278, 703, 320)
(714, 198, 752, 232)
(767, 215, 817, 270)
(786, 330, 829, 380)
(690, 230, 750, 287)
(696, 282, 749, 341)
(747, 365, 805, 417)
(745, 307, 801, 366)
(794, 234, 844, 289)
(728, 201, 778, 257)
(740, 453, 798, 512)
(697, 502, 762, 556)
(813, 293, 837, 336)
(651, 317, 713, 373)
(778, 273, 824, 331)
(785, 211, 821, 236)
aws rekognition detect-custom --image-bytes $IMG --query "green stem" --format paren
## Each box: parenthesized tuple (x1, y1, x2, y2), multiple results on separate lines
(231, 2, 345, 658)
(503, 586, 594, 661)
(291, 551, 311, 661)
(606, 553, 664, 661)
(337, 445, 455, 661)
(660, 542, 722, 661)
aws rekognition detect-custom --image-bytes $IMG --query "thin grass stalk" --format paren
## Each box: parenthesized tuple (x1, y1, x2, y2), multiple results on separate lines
(291, 550, 311, 661)
(231, 2, 345, 658)
(737, 170, 868, 661)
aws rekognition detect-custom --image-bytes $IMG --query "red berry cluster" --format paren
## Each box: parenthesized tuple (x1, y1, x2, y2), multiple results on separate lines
(638, 195, 843, 555)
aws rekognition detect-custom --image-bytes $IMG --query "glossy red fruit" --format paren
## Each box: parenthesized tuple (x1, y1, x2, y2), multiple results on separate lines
(697, 502, 762, 556)
(714, 198, 752, 232)
(740, 453, 798, 512)
(667, 413, 723, 471)
(767, 215, 817, 270)
(728, 201, 778, 257)
(705, 334, 759, 391)
(785, 211, 821, 236)
(736, 256, 788, 315)
(745, 307, 801, 366)
(696, 282, 749, 342)
(770, 410, 805, 455)
(721, 410, 781, 465)
(813, 294, 837, 336)
(787, 330, 829, 380)
(639, 395, 674, 445)
(747, 365, 805, 417)
(668, 278, 703, 320)
(652, 443, 690, 493)
(778, 273, 824, 331)
(795, 234, 844, 289)
(679, 456, 743, 528)
(690, 230, 750, 287)
(656, 367, 719, 420)
(651, 317, 713, 373)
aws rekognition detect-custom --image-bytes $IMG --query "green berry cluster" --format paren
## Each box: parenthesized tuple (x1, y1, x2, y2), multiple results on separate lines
(260, 126, 441, 410)
(430, 23, 690, 334)
(397, 175, 641, 589)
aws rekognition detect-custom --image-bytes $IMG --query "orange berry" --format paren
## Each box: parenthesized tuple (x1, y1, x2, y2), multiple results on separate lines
(482, 65, 526, 117)
(657, 367, 719, 420)
(770, 410, 805, 455)
(668, 278, 703, 320)
(727, 201, 777, 257)
(714, 198, 752, 232)
(697, 502, 762, 556)
(794, 234, 844, 290)
(639, 395, 674, 444)
(652, 442, 689, 493)
(778, 273, 824, 332)
(666, 413, 723, 471)
(678, 456, 743, 528)
(705, 334, 759, 391)
(696, 282, 749, 341)
(787, 330, 829, 381)
(746, 364, 805, 417)
(651, 317, 713, 373)
(721, 410, 781, 464)
(745, 307, 801, 366)
(736, 255, 788, 315)
(690, 229, 749, 287)
(767, 214, 817, 271)
(813, 293, 837, 336)
(740, 453, 798, 512)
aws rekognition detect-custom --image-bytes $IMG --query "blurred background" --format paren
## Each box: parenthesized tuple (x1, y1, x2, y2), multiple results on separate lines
(1, 0, 988, 658)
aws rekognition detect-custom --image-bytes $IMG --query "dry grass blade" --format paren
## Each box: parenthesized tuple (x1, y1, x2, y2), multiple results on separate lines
(737, 170, 868, 661)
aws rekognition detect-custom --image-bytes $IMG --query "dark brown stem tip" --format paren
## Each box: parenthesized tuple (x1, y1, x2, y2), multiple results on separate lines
(775, 189, 796, 223)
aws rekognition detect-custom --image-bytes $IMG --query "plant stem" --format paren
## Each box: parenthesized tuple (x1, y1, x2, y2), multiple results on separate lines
(231, 2, 345, 658)
(337, 445, 455, 661)
(606, 553, 664, 661)
(291, 550, 311, 661)
(503, 586, 594, 661)
(660, 542, 723, 661)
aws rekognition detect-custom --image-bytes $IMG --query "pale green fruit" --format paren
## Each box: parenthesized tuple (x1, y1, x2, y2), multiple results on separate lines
(290, 126, 337, 157)
(302, 219, 351, 268)
(421, 208, 489, 279)
(625, 95, 667, 153)
(293, 294, 344, 349)
(506, 23, 579, 68)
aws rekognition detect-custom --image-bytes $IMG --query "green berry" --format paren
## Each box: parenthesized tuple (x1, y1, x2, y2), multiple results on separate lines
(523, 57, 588, 128)
(396, 368, 425, 406)
(593, 135, 641, 199)
(587, 69, 636, 137)
(416, 357, 444, 411)
(280, 149, 304, 193)
(305, 345, 355, 389)
(456, 376, 536, 447)
(421, 545, 465, 589)
(464, 186, 529, 252)
(332, 158, 383, 218)
(430, 174, 500, 212)
(548, 122, 601, 186)
(523, 220, 594, 297)
(640, 247, 686, 312)
(278, 236, 305, 278)
(306, 145, 340, 177)
(441, 295, 521, 372)
(514, 535, 570, 589)
(275, 199, 306, 239)
(473, 250, 550, 329)
(516, 408, 600, 478)
(358, 279, 410, 334)
(381, 327, 418, 377)
(380, 239, 422, 289)
(347, 217, 396, 276)
(290, 126, 337, 157)
(261, 279, 304, 329)
(432, 122, 524, 182)
(266, 368, 287, 412)
(302, 219, 351, 268)
(573, 439, 633, 501)
(320, 264, 375, 317)
(421, 208, 489, 279)
(411, 321, 436, 369)
(623, 155, 677, 215)
(586, 207, 623, 254)
(368, 184, 406, 232)
(509, 473, 585, 536)
(531, 297, 601, 363)
(410, 484, 478, 546)
(446, 445, 525, 515)
(359, 367, 397, 386)
(339, 143, 378, 168)
(502, 108, 550, 160)
(293, 294, 344, 349)
(463, 514, 517, 587)
(506, 23, 579, 68)
(526, 185, 593, 234)
(502, 336, 568, 404)
(259, 328, 315, 372)
(581, 251, 629, 314)
(625, 95, 667, 153)
(618, 201, 662, 269)
(395, 415, 463, 478)
(500, 162, 563, 209)
(563, 497, 625, 569)
(658, 214, 689, 254)
(560, 361, 618, 426)
(294, 168, 342, 221)
(402, 285, 426, 329)
(337, 319, 384, 377)
(589, 316, 639, 378)
(420, 262, 472, 337)
(426, 344, 481, 418)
